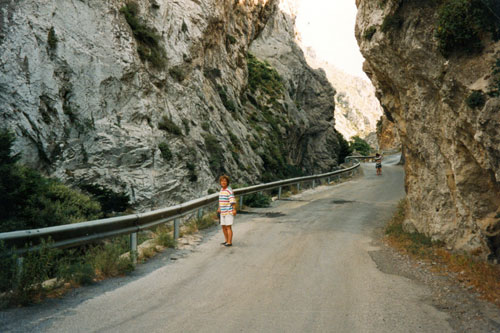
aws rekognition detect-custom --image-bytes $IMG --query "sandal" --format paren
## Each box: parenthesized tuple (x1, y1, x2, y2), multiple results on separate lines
(221, 242, 227, 245)
(224, 243, 232, 247)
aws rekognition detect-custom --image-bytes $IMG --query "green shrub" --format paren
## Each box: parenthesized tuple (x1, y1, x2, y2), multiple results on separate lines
(336, 132, 353, 163)
(185, 213, 218, 234)
(489, 58, 500, 97)
(381, 14, 403, 33)
(249, 140, 259, 151)
(465, 90, 486, 109)
(227, 34, 237, 44)
(154, 226, 176, 248)
(186, 161, 198, 182)
(120, 2, 166, 68)
(89, 242, 134, 278)
(436, 0, 500, 57)
(0, 130, 102, 232)
(364, 26, 377, 41)
(218, 86, 236, 112)
(158, 142, 173, 160)
(79, 184, 129, 216)
(228, 131, 241, 151)
(181, 118, 190, 135)
(158, 116, 182, 135)
(349, 136, 372, 156)
(0, 241, 16, 293)
(243, 192, 272, 208)
(204, 134, 224, 174)
(201, 121, 210, 131)
(57, 250, 95, 286)
(15, 239, 60, 305)
(169, 66, 185, 82)
(247, 53, 284, 99)
(47, 27, 57, 49)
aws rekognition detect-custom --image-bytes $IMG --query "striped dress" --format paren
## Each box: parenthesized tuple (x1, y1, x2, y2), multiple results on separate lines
(219, 187, 236, 216)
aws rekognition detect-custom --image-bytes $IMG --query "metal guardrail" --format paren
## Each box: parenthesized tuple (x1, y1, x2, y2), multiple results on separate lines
(0, 158, 370, 261)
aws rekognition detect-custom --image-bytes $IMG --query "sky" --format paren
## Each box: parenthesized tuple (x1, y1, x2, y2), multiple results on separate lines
(295, 0, 367, 79)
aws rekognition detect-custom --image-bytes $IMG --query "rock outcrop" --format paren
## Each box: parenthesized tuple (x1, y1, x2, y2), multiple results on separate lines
(0, 0, 342, 211)
(302, 49, 383, 144)
(356, 0, 500, 258)
(377, 114, 400, 151)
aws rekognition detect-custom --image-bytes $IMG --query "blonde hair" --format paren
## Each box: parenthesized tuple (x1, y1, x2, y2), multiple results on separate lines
(219, 174, 230, 185)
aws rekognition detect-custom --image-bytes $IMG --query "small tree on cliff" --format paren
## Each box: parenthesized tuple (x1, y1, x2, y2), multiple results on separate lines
(349, 136, 372, 156)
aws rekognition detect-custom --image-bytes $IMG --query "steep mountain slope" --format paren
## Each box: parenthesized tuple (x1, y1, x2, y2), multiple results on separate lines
(356, 0, 500, 258)
(0, 0, 342, 211)
(302, 49, 383, 144)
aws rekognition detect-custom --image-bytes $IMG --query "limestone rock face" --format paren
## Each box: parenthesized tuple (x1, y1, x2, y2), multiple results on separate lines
(0, 0, 341, 211)
(249, 1, 340, 173)
(356, 0, 500, 257)
(377, 115, 400, 151)
(302, 49, 383, 144)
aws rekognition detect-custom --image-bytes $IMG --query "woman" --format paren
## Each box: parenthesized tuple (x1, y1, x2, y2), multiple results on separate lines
(217, 175, 236, 246)
(375, 153, 383, 175)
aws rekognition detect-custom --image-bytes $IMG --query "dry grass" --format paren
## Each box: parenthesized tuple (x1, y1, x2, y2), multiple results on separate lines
(183, 211, 218, 235)
(140, 246, 157, 260)
(385, 199, 500, 308)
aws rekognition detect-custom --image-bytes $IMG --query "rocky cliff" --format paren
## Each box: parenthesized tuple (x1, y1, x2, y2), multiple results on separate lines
(302, 48, 383, 145)
(377, 114, 400, 151)
(356, 0, 500, 258)
(0, 0, 342, 211)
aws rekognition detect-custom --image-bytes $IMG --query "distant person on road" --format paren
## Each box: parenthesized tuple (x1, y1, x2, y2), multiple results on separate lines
(375, 153, 383, 175)
(217, 175, 236, 247)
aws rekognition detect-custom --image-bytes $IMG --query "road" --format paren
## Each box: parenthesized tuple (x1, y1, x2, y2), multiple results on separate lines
(0, 155, 454, 332)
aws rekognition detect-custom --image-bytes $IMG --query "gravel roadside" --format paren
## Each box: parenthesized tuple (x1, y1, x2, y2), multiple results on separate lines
(369, 226, 500, 332)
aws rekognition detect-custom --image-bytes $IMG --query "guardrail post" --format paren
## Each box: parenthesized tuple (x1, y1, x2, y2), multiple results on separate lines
(327, 177, 330, 184)
(312, 180, 315, 188)
(278, 186, 282, 199)
(239, 195, 243, 209)
(197, 208, 203, 220)
(130, 232, 137, 264)
(297, 182, 300, 191)
(174, 218, 180, 240)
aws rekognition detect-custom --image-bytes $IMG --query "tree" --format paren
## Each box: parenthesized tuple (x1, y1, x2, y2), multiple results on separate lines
(349, 136, 372, 156)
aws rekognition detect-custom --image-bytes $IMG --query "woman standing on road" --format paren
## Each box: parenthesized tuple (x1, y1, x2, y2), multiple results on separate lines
(375, 153, 383, 175)
(218, 175, 236, 247)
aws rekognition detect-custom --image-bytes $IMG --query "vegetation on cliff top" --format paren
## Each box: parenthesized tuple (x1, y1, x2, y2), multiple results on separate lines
(436, 0, 500, 57)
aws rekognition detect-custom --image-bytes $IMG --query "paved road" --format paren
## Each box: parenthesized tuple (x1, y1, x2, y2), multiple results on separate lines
(1, 155, 454, 332)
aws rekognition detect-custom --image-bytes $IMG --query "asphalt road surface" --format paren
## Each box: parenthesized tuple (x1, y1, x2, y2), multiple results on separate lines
(1, 155, 455, 332)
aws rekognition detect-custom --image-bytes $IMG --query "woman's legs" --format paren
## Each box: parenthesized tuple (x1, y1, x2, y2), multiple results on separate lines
(226, 226, 233, 245)
(222, 225, 229, 243)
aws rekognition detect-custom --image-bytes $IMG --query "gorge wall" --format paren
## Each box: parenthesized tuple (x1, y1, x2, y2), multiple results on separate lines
(302, 48, 383, 146)
(356, 0, 500, 258)
(377, 114, 400, 151)
(0, 0, 342, 211)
